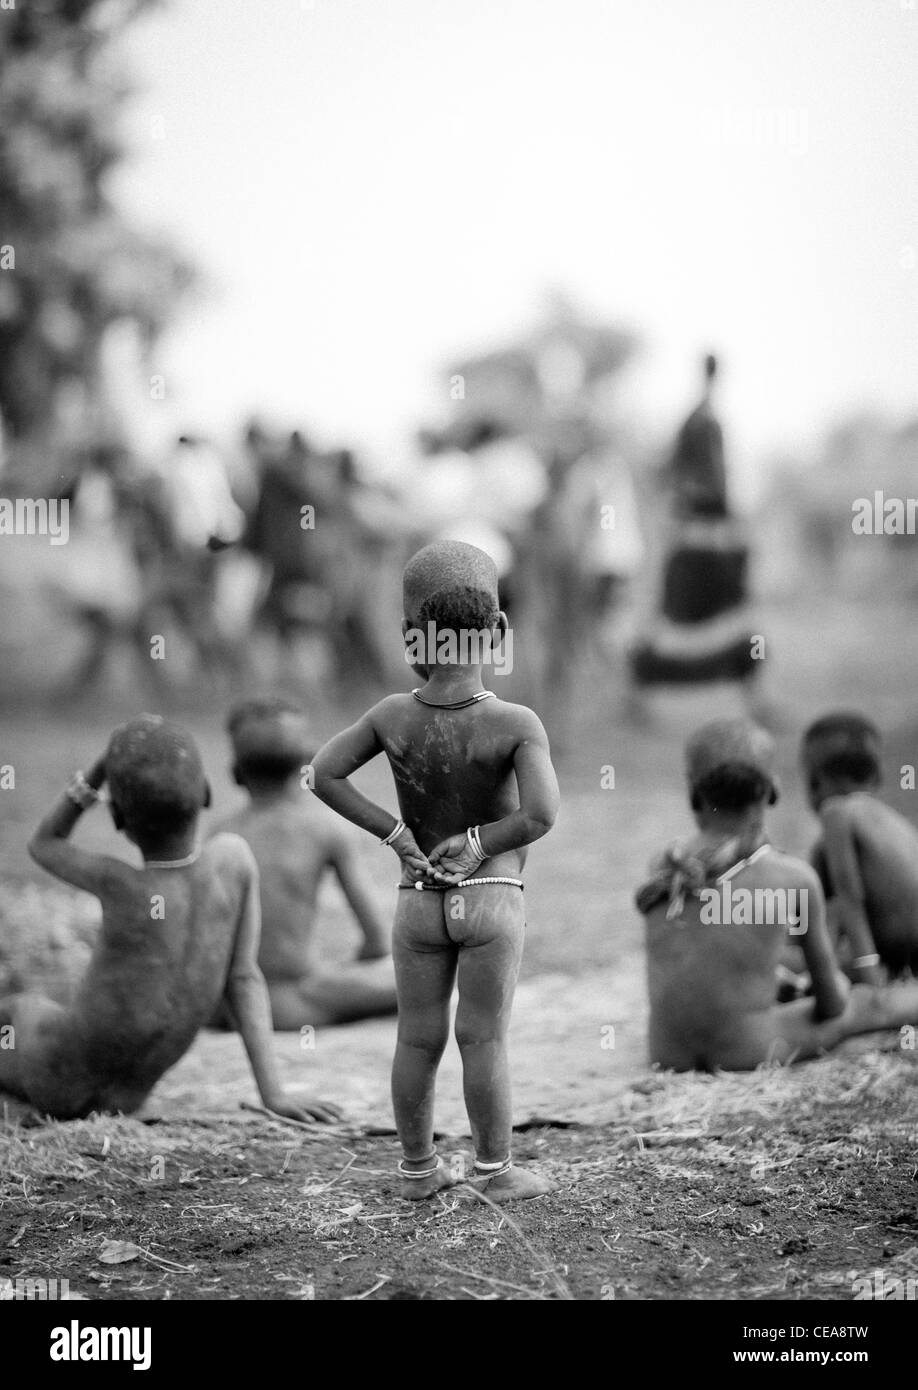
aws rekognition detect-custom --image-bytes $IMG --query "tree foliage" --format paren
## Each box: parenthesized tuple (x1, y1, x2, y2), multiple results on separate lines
(0, 0, 193, 438)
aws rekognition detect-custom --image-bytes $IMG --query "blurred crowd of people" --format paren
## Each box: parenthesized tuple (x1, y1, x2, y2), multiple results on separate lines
(0, 295, 666, 714)
(19, 288, 908, 722)
(41, 401, 647, 713)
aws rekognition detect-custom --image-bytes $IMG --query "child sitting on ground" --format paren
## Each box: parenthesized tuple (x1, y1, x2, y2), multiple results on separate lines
(802, 712, 918, 983)
(637, 717, 918, 1070)
(211, 696, 397, 1028)
(311, 541, 560, 1202)
(0, 716, 340, 1122)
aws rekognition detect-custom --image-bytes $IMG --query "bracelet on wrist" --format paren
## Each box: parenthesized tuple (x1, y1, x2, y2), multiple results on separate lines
(66, 771, 102, 811)
(466, 825, 486, 862)
(380, 819, 407, 848)
(852, 953, 881, 969)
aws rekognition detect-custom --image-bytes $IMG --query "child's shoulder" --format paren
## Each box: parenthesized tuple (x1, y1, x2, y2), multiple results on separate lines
(819, 791, 885, 827)
(203, 831, 258, 875)
(369, 692, 546, 735)
(364, 692, 415, 724)
(207, 806, 247, 836)
(832, 792, 918, 849)
(486, 698, 548, 736)
(820, 791, 870, 813)
(761, 846, 821, 890)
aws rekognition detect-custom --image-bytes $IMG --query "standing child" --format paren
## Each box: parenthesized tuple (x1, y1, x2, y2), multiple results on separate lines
(311, 541, 560, 1201)
(802, 712, 918, 981)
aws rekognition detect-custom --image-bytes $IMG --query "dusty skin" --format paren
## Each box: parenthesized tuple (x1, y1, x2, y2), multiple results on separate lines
(311, 539, 560, 1200)
(643, 717, 918, 1071)
(0, 722, 340, 1125)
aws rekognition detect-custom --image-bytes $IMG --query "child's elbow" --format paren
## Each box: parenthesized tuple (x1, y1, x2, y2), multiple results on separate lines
(525, 806, 557, 839)
(27, 832, 49, 867)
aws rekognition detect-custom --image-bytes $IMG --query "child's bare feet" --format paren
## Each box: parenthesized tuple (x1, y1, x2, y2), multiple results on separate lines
(398, 1157, 458, 1201)
(469, 1164, 553, 1203)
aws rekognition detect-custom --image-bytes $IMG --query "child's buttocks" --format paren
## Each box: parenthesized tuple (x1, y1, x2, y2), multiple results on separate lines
(441, 882, 525, 948)
(395, 881, 525, 950)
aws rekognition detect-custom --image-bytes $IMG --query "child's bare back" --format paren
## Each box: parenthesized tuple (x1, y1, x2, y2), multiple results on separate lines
(216, 798, 332, 980)
(15, 834, 253, 1116)
(640, 717, 918, 1073)
(362, 690, 546, 880)
(311, 541, 560, 1201)
(646, 841, 826, 1070)
(0, 717, 340, 1124)
(213, 697, 397, 1028)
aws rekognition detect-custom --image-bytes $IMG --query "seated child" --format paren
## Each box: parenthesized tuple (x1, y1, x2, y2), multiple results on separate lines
(637, 717, 918, 1070)
(311, 540, 560, 1202)
(211, 696, 397, 1028)
(0, 716, 340, 1123)
(802, 712, 918, 982)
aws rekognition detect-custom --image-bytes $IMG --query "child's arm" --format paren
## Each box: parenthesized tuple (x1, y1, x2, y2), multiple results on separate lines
(428, 711, 560, 883)
(225, 852, 342, 1123)
(28, 754, 130, 899)
(311, 707, 433, 881)
(819, 800, 884, 985)
(327, 833, 390, 959)
(797, 865, 850, 1020)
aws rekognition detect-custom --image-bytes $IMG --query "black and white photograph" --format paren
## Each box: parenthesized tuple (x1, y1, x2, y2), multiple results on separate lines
(1, 0, 917, 1345)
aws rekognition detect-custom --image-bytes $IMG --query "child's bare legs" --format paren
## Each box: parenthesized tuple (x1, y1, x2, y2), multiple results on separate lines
(790, 978, 918, 1050)
(712, 979, 918, 1069)
(770, 979, 918, 1063)
(452, 885, 551, 1202)
(268, 958, 398, 1029)
(391, 893, 458, 1199)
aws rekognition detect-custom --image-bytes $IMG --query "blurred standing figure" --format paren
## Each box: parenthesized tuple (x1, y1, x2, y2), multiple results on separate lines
(245, 431, 355, 691)
(326, 450, 411, 692)
(511, 410, 603, 736)
(628, 355, 763, 716)
(51, 444, 147, 699)
(669, 353, 728, 516)
(411, 419, 547, 618)
(558, 442, 644, 644)
(141, 434, 247, 690)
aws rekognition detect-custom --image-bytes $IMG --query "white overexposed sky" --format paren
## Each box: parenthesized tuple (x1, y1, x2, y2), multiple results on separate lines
(112, 0, 918, 488)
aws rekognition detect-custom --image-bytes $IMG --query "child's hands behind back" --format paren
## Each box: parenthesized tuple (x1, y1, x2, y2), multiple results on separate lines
(391, 826, 436, 883)
(427, 833, 482, 886)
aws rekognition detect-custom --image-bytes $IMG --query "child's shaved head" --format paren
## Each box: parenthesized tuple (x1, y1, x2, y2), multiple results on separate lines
(686, 717, 778, 811)
(802, 712, 881, 787)
(107, 716, 208, 838)
(227, 696, 314, 787)
(403, 540, 500, 630)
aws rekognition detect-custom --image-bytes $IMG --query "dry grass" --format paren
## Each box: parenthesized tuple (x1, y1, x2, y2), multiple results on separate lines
(2, 594, 918, 1298)
(2, 1048, 917, 1300)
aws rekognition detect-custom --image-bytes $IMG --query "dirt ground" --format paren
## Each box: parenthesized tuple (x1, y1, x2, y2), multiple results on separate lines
(3, 1051, 917, 1302)
(2, 592, 918, 1300)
